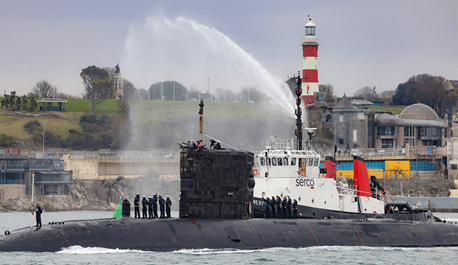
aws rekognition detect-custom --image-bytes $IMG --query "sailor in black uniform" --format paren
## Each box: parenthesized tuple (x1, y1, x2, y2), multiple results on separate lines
(276, 196, 282, 219)
(35, 203, 43, 227)
(214, 141, 221, 149)
(292, 199, 298, 219)
(166, 196, 172, 218)
(159, 195, 165, 218)
(271, 196, 276, 219)
(134, 194, 140, 218)
(287, 196, 292, 219)
(153, 193, 158, 218)
(142, 196, 148, 218)
(262, 196, 271, 218)
(148, 196, 153, 218)
(282, 196, 287, 219)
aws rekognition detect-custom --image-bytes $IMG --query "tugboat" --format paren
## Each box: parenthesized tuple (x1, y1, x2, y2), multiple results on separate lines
(252, 73, 432, 221)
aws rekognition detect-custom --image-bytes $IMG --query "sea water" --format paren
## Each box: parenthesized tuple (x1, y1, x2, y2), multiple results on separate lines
(1, 211, 458, 265)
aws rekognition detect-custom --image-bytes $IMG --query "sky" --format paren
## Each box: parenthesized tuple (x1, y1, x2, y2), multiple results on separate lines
(1, 0, 457, 98)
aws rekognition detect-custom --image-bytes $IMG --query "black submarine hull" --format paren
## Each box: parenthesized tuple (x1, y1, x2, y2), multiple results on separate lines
(1, 217, 458, 252)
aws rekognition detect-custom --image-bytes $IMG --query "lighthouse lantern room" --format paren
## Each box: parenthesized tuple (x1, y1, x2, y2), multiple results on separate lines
(301, 16, 319, 105)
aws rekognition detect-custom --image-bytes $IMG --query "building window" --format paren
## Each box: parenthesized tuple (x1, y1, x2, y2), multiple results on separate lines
(377, 126, 397, 136)
(338, 138, 344, 144)
(404, 126, 413, 136)
(381, 139, 394, 148)
(339, 114, 343, 122)
(403, 138, 414, 146)
(418, 127, 441, 138)
(422, 140, 434, 146)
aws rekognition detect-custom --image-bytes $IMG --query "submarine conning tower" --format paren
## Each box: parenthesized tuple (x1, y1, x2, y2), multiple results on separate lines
(179, 148, 255, 219)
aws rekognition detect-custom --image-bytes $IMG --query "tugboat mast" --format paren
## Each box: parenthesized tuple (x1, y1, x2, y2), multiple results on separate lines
(294, 71, 303, 150)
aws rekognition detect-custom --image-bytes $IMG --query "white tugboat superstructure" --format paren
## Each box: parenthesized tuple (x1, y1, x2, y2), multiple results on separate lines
(252, 138, 385, 218)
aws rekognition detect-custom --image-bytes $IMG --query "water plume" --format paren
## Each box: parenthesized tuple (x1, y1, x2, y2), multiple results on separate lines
(121, 14, 295, 113)
(121, 14, 302, 152)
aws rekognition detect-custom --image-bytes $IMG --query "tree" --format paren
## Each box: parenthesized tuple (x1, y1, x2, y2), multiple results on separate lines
(319, 84, 335, 102)
(81, 66, 112, 115)
(393, 74, 450, 117)
(117, 79, 138, 114)
(380, 90, 395, 99)
(238, 86, 267, 103)
(393, 83, 406, 105)
(21, 96, 28, 110)
(137, 88, 148, 100)
(148, 81, 188, 101)
(353, 86, 377, 100)
(214, 88, 236, 102)
(29, 80, 57, 98)
(29, 97, 38, 112)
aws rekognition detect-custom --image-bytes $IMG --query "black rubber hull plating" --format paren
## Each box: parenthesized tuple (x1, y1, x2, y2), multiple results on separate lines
(1, 217, 458, 252)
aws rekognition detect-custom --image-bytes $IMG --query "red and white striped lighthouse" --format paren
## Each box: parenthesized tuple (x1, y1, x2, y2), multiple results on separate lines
(301, 16, 319, 105)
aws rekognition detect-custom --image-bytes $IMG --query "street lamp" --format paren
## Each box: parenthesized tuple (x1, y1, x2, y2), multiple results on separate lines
(42, 122, 46, 157)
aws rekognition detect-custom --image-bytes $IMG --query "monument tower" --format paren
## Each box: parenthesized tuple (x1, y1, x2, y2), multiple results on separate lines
(301, 16, 319, 105)
(113, 64, 123, 99)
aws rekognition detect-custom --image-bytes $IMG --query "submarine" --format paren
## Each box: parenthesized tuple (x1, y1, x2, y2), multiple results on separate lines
(1, 74, 458, 252)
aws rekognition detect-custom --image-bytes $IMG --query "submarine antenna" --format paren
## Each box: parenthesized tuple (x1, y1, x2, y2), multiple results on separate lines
(198, 99, 204, 143)
(294, 72, 303, 150)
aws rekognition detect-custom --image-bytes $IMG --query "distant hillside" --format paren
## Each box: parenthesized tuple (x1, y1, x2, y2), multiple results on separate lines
(0, 99, 299, 151)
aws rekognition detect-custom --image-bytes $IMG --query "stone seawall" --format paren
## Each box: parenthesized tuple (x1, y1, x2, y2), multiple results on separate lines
(64, 158, 179, 180)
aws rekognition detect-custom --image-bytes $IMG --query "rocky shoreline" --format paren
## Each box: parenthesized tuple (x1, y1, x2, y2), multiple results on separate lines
(0, 176, 179, 212)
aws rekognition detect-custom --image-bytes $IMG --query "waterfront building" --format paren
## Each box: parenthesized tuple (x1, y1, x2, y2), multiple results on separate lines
(0, 156, 72, 195)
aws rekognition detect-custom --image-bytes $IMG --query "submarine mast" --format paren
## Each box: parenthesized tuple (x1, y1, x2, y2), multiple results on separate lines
(199, 99, 204, 143)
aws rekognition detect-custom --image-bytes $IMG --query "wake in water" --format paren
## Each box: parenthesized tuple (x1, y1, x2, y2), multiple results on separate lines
(121, 14, 295, 115)
(57, 245, 145, 254)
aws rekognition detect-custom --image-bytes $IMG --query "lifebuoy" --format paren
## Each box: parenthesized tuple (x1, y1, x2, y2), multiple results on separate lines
(373, 211, 377, 214)
(254, 169, 258, 176)
(297, 169, 301, 175)
(378, 190, 383, 198)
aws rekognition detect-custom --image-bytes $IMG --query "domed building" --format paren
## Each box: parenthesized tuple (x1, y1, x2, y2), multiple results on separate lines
(374, 103, 447, 149)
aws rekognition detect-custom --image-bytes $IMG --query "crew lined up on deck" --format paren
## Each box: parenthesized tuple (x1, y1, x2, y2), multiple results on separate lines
(262, 195, 298, 219)
(134, 193, 172, 219)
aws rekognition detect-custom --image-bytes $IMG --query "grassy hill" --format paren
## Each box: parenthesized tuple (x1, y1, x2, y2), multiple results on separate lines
(0, 98, 287, 150)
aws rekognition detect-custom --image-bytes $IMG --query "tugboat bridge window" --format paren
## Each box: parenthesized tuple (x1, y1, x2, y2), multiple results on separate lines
(313, 158, 319, 166)
(283, 157, 288, 166)
(260, 157, 265, 166)
(291, 158, 296, 166)
(308, 158, 313, 166)
(277, 158, 283, 166)
(272, 158, 277, 166)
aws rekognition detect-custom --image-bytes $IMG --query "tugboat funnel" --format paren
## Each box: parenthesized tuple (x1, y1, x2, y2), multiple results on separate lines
(353, 156, 371, 197)
(324, 156, 336, 179)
